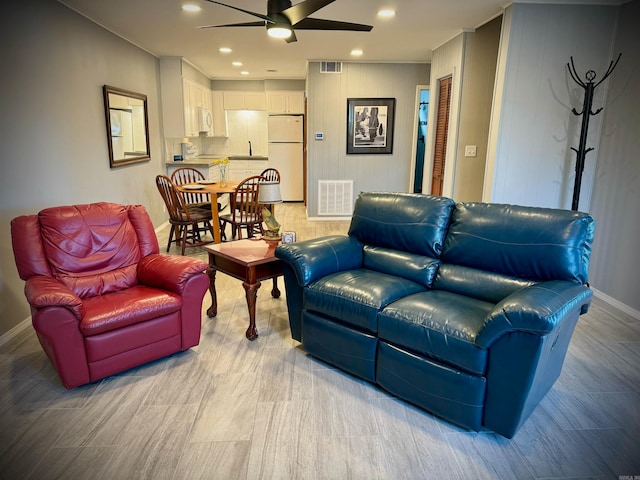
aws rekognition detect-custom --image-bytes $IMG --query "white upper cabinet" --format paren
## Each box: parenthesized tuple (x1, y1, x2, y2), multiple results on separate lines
(223, 91, 266, 110)
(211, 91, 228, 137)
(160, 58, 215, 138)
(266, 91, 305, 114)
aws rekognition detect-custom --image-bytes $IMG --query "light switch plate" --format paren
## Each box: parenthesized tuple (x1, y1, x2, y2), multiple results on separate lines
(465, 145, 477, 157)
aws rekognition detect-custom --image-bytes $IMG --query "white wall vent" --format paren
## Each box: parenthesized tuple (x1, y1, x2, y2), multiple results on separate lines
(318, 180, 353, 216)
(320, 61, 342, 73)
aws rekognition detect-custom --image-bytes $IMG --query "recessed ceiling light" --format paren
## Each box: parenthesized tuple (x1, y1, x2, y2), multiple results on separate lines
(378, 9, 395, 17)
(351, 49, 363, 56)
(182, 4, 201, 12)
(240, 71, 249, 75)
(219, 47, 232, 53)
(232, 61, 243, 66)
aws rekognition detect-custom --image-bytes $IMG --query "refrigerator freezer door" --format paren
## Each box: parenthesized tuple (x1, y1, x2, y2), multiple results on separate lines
(268, 115, 303, 143)
(268, 142, 304, 201)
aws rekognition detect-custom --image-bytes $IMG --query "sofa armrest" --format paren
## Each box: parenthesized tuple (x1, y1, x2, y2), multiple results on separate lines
(138, 254, 208, 295)
(25, 276, 85, 319)
(477, 280, 592, 348)
(275, 235, 364, 287)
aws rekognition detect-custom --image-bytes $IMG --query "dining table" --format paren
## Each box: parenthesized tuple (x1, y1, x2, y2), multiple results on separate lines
(175, 180, 239, 244)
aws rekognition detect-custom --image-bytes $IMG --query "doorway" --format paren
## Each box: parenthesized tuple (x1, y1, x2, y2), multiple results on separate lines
(413, 88, 430, 193)
(431, 76, 452, 196)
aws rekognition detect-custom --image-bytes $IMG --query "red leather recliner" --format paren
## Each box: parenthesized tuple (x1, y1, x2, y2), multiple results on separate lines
(10, 202, 210, 389)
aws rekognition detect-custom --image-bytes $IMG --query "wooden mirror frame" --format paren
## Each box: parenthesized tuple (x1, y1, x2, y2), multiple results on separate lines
(103, 85, 151, 167)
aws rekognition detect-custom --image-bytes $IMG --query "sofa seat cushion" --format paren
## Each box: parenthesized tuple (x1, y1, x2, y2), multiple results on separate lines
(378, 290, 494, 375)
(305, 269, 426, 333)
(80, 285, 182, 336)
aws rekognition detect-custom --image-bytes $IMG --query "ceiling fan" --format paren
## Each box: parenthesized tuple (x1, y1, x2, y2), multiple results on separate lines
(198, 0, 373, 43)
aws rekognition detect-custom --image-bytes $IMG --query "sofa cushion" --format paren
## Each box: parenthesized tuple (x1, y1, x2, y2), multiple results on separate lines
(363, 246, 440, 288)
(378, 290, 494, 375)
(305, 269, 426, 333)
(441, 202, 595, 283)
(348, 192, 455, 258)
(80, 285, 182, 336)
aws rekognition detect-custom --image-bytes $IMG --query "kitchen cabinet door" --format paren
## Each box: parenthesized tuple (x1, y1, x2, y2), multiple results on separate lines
(267, 91, 305, 114)
(211, 91, 228, 137)
(223, 91, 266, 110)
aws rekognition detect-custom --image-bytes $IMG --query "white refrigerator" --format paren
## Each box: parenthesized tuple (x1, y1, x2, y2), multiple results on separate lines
(268, 115, 304, 201)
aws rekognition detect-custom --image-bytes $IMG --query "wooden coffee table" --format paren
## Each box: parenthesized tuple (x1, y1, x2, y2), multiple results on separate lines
(203, 238, 283, 340)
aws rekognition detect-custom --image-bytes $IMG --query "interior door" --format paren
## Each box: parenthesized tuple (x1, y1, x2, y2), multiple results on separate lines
(431, 77, 452, 196)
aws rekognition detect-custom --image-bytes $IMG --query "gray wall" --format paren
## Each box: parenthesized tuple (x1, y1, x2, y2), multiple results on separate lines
(0, 0, 166, 336)
(588, 0, 640, 313)
(306, 62, 430, 217)
(453, 16, 502, 202)
(486, 3, 618, 210)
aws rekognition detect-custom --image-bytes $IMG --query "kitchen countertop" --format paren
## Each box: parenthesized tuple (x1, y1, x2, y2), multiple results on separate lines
(165, 155, 268, 166)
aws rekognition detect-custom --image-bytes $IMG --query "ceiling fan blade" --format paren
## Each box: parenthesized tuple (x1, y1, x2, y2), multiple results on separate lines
(197, 21, 265, 29)
(285, 30, 298, 43)
(203, 0, 273, 23)
(281, 0, 335, 26)
(293, 17, 373, 32)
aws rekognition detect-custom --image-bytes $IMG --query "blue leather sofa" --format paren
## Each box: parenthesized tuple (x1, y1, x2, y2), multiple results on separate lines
(275, 192, 595, 438)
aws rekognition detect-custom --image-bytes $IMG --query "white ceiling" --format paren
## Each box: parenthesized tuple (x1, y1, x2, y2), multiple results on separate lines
(57, 0, 615, 81)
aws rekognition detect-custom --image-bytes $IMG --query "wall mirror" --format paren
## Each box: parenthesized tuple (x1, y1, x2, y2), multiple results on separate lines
(103, 85, 151, 167)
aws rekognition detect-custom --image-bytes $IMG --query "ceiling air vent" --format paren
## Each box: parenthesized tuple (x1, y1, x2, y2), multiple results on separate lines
(320, 61, 342, 73)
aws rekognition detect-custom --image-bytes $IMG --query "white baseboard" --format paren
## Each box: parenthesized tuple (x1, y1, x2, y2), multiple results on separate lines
(155, 221, 170, 234)
(592, 288, 640, 320)
(0, 317, 31, 347)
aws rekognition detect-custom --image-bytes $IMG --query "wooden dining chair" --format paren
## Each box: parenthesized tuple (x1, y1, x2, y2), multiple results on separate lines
(170, 167, 211, 211)
(260, 167, 280, 183)
(219, 175, 265, 240)
(155, 175, 215, 255)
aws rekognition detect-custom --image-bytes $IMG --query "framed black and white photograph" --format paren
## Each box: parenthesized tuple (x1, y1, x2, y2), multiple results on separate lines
(347, 98, 395, 154)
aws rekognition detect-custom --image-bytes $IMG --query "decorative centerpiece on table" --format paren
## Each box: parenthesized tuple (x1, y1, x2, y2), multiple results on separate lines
(214, 157, 230, 186)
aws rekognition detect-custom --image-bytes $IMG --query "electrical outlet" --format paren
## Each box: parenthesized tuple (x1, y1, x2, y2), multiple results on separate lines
(465, 145, 477, 157)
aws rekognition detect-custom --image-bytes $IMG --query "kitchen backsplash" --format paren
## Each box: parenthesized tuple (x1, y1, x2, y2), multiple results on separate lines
(165, 110, 268, 159)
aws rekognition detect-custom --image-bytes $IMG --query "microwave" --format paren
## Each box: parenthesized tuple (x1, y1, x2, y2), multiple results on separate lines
(198, 106, 212, 133)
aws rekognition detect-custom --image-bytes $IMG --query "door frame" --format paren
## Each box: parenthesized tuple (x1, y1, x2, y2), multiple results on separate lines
(409, 84, 430, 193)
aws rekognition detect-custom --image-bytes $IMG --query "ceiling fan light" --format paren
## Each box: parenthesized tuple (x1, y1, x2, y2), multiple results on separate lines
(267, 24, 293, 39)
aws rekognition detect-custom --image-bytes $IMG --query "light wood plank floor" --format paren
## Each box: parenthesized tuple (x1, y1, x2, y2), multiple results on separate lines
(1, 203, 639, 479)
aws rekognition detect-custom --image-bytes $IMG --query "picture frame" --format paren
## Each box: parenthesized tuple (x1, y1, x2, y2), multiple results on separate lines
(347, 98, 396, 154)
(103, 85, 151, 168)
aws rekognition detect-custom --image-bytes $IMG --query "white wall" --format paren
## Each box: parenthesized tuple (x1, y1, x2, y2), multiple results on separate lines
(588, 0, 640, 313)
(306, 62, 430, 217)
(0, 0, 166, 336)
(486, 3, 619, 210)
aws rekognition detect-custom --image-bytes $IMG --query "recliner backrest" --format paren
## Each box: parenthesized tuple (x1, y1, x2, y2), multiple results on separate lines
(348, 192, 455, 258)
(11, 202, 160, 298)
(440, 202, 595, 284)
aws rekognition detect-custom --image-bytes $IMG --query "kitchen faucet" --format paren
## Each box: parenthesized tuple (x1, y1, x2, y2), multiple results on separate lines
(248, 141, 252, 156)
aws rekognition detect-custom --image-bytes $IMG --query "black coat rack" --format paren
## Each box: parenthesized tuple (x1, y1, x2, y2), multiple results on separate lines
(566, 53, 621, 211)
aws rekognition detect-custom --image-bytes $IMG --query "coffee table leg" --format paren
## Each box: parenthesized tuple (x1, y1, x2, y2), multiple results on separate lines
(271, 276, 281, 298)
(206, 264, 218, 318)
(242, 281, 261, 340)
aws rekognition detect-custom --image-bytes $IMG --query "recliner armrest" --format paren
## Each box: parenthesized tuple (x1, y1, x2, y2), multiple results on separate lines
(275, 235, 364, 287)
(477, 280, 592, 348)
(25, 276, 85, 319)
(138, 254, 208, 295)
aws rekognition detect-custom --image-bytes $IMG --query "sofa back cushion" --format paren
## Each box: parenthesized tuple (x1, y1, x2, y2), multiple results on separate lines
(349, 192, 455, 258)
(15, 203, 160, 299)
(441, 202, 595, 284)
(364, 246, 440, 288)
